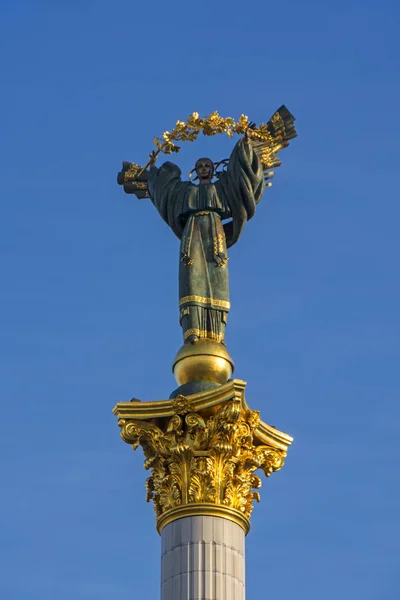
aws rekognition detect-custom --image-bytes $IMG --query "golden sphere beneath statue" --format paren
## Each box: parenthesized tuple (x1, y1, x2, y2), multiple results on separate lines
(173, 340, 235, 386)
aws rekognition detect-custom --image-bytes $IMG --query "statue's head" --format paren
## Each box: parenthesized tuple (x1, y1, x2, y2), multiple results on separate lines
(195, 158, 214, 184)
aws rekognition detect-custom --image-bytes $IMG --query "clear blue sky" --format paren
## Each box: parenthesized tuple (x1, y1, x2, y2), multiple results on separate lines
(1, 0, 399, 598)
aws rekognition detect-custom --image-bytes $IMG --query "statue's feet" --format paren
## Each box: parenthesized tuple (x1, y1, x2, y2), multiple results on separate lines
(186, 334, 199, 344)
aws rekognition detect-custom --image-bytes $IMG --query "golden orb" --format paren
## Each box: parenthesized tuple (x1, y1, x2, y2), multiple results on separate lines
(172, 340, 234, 386)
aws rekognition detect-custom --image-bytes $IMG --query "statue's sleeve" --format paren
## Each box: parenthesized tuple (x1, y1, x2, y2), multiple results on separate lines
(216, 138, 266, 248)
(147, 161, 188, 240)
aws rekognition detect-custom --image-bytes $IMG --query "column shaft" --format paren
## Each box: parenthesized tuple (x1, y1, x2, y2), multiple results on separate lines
(161, 516, 245, 600)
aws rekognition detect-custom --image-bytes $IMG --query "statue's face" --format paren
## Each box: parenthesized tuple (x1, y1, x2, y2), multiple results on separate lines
(195, 158, 214, 182)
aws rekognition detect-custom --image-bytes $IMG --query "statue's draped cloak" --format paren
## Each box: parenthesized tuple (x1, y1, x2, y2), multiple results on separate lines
(147, 138, 265, 343)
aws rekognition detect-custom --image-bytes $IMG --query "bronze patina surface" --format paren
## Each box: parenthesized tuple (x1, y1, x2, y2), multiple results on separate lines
(117, 107, 297, 349)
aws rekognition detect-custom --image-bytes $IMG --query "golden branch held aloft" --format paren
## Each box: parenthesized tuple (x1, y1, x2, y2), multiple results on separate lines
(152, 108, 296, 168)
(154, 112, 251, 155)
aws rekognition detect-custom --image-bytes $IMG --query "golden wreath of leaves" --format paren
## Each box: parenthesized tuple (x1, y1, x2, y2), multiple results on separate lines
(153, 111, 272, 155)
(125, 111, 286, 185)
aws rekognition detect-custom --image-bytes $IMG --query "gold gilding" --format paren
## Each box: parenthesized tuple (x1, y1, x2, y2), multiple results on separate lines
(114, 380, 292, 535)
(156, 503, 251, 534)
(183, 329, 225, 344)
(179, 296, 231, 310)
(173, 340, 234, 385)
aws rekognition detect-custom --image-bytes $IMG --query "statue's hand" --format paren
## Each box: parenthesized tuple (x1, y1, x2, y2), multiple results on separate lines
(244, 121, 256, 141)
(149, 151, 158, 167)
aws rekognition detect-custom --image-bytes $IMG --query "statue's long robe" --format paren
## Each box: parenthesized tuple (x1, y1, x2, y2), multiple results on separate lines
(147, 138, 265, 343)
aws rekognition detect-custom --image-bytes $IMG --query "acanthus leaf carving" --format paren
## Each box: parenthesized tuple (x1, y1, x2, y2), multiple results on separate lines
(117, 398, 287, 523)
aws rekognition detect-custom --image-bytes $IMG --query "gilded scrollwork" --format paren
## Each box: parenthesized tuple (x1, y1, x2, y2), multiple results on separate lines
(117, 397, 287, 524)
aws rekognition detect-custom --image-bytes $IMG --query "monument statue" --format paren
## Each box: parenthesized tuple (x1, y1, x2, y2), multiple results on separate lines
(117, 107, 297, 352)
(113, 109, 297, 580)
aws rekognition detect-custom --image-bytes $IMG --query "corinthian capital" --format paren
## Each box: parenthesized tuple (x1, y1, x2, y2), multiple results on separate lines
(113, 380, 292, 534)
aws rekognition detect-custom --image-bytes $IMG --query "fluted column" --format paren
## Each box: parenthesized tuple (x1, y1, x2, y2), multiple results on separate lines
(161, 516, 245, 600)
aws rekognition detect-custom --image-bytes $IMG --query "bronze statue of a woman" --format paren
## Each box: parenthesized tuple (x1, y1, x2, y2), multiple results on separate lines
(118, 107, 296, 390)
(146, 126, 264, 346)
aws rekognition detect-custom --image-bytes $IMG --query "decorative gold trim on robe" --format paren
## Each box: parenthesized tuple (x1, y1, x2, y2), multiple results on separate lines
(184, 328, 225, 343)
(179, 295, 230, 310)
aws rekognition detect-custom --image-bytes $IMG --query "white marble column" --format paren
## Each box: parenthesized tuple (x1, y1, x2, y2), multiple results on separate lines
(161, 516, 245, 600)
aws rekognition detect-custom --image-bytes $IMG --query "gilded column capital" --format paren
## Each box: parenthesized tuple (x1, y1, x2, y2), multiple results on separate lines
(113, 379, 292, 534)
